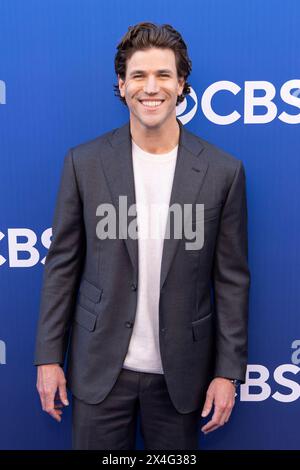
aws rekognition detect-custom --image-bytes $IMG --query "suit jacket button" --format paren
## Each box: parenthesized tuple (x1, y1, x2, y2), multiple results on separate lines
(131, 283, 137, 291)
(125, 321, 133, 328)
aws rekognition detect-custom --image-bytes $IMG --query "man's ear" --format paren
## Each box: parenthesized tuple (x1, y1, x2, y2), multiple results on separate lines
(177, 77, 185, 97)
(118, 74, 125, 98)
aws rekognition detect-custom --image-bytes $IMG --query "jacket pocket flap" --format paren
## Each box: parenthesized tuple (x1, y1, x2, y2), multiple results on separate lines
(74, 305, 97, 331)
(79, 279, 103, 303)
(191, 312, 213, 341)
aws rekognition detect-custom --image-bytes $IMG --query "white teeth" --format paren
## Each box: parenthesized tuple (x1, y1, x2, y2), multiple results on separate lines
(141, 100, 163, 107)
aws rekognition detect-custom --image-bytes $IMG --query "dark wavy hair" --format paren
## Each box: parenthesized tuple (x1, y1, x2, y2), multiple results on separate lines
(114, 22, 192, 107)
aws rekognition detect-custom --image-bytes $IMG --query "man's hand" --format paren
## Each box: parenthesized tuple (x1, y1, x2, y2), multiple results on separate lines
(36, 364, 69, 422)
(200, 377, 236, 434)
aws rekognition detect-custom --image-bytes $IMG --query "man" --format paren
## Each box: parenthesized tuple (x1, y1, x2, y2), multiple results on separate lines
(34, 22, 250, 450)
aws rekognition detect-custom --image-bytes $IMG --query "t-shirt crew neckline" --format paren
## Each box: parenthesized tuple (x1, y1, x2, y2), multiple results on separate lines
(131, 138, 178, 163)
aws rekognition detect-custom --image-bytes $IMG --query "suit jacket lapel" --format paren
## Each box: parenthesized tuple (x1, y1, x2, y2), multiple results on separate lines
(159, 119, 209, 289)
(102, 118, 209, 290)
(102, 121, 138, 281)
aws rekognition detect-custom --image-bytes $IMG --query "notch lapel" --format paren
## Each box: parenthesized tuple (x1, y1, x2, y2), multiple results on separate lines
(102, 121, 138, 280)
(159, 119, 209, 289)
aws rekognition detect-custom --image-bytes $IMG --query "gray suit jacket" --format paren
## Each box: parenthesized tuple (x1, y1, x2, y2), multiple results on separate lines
(34, 118, 250, 413)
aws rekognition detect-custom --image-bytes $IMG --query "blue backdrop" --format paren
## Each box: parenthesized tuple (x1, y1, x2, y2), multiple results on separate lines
(0, 0, 299, 450)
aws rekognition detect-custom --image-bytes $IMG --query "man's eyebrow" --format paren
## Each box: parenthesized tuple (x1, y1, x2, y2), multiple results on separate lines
(129, 69, 173, 76)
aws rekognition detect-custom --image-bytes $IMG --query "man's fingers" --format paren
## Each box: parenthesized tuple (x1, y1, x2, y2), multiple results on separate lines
(225, 402, 235, 422)
(201, 417, 221, 433)
(201, 393, 213, 417)
(223, 407, 233, 423)
(202, 422, 221, 434)
(48, 408, 62, 422)
(201, 404, 233, 433)
(54, 402, 64, 409)
(45, 393, 62, 421)
(201, 414, 224, 433)
(58, 382, 69, 406)
(44, 391, 57, 414)
(211, 405, 224, 425)
(221, 398, 235, 424)
(37, 388, 45, 410)
(202, 405, 226, 432)
(36, 380, 46, 410)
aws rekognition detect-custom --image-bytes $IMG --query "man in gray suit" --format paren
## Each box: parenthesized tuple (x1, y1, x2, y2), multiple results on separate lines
(35, 22, 250, 450)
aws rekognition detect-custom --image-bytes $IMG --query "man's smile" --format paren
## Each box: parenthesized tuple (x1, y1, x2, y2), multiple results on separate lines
(138, 99, 165, 109)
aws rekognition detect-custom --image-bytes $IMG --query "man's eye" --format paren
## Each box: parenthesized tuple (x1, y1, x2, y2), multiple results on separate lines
(132, 74, 169, 78)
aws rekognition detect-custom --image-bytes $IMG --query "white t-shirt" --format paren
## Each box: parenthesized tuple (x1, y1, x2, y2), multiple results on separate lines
(122, 138, 178, 374)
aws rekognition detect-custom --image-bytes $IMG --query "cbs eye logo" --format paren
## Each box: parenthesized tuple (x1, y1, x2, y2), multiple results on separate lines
(176, 86, 198, 125)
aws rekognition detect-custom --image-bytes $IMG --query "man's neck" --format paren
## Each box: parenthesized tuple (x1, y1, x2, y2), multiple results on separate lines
(130, 117, 180, 154)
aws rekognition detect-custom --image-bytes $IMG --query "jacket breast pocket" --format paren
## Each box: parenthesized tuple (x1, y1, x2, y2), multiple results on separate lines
(191, 311, 213, 341)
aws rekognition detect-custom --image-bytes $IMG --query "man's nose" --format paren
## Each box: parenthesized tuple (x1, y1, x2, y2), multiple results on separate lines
(143, 76, 160, 94)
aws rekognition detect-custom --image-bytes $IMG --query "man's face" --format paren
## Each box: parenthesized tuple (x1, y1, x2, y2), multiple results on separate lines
(118, 47, 185, 129)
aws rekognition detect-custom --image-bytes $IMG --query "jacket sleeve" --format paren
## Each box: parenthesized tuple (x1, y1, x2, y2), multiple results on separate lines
(34, 149, 86, 366)
(212, 160, 250, 382)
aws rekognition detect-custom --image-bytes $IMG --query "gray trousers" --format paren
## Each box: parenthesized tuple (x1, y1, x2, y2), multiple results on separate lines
(72, 368, 200, 450)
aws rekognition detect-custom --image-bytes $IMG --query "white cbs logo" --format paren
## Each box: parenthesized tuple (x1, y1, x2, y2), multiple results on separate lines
(0, 228, 52, 267)
(177, 80, 300, 125)
(241, 364, 300, 402)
